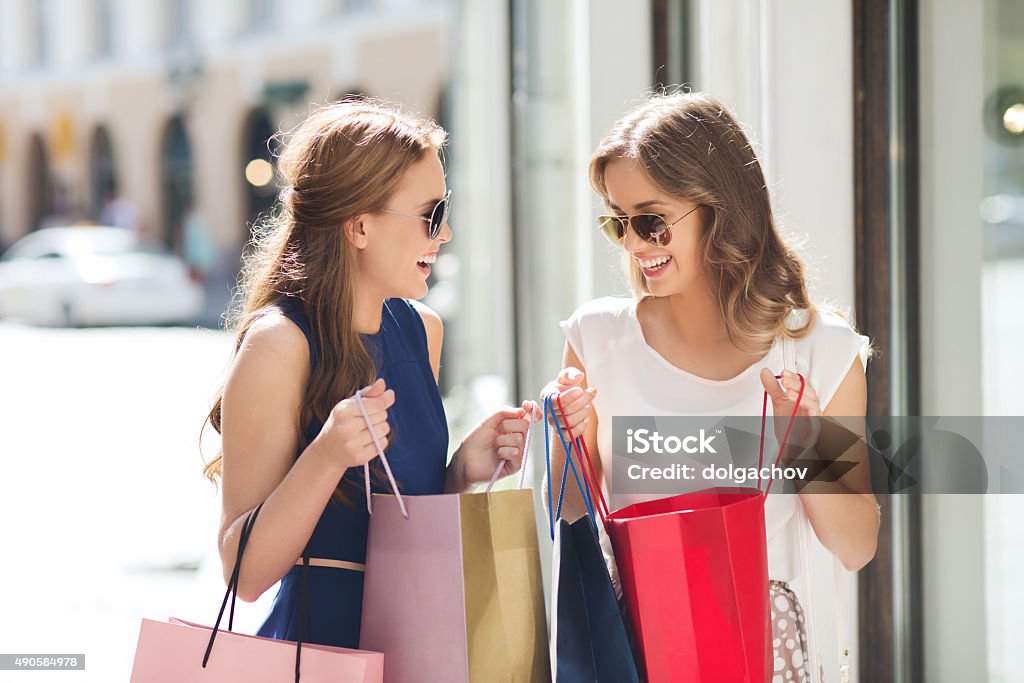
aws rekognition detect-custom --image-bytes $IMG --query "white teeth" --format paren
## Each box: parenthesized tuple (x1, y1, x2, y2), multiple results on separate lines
(417, 253, 437, 265)
(638, 255, 672, 269)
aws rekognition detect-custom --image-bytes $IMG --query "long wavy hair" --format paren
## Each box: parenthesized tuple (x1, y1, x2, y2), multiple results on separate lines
(202, 98, 447, 505)
(590, 91, 820, 353)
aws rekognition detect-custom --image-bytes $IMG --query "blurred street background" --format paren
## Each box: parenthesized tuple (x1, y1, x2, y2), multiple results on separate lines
(0, 321, 248, 681)
(0, 0, 1022, 681)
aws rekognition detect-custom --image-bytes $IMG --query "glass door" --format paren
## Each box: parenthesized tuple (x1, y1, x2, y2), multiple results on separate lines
(919, 0, 1024, 680)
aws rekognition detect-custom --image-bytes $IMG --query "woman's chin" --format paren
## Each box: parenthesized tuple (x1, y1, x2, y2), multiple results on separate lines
(406, 279, 430, 300)
(645, 276, 678, 296)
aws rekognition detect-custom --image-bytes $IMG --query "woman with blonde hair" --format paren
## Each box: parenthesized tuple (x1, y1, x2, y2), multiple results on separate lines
(202, 99, 534, 649)
(544, 92, 879, 681)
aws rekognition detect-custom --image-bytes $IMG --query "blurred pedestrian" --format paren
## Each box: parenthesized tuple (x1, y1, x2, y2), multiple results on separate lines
(99, 188, 142, 238)
(201, 98, 536, 650)
(182, 202, 215, 283)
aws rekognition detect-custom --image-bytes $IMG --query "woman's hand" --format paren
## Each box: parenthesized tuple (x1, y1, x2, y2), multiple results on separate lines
(454, 400, 540, 486)
(311, 378, 395, 472)
(758, 368, 821, 464)
(539, 367, 597, 439)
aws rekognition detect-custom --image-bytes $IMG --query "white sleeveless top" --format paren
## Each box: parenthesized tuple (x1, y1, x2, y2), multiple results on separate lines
(560, 296, 870, 583)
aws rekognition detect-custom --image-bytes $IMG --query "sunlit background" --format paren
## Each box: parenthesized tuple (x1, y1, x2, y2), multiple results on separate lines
(0, 1, 1021, 681)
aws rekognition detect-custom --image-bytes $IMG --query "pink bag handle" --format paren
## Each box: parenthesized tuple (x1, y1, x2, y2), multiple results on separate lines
(484, 403, 536, 493)
(354, 389, 408, 519)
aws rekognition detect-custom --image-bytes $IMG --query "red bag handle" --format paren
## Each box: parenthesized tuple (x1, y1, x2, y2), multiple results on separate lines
(553, 371, 807, 517)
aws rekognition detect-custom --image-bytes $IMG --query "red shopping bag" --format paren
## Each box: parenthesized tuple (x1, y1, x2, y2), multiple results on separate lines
(554, 374, 805, 683)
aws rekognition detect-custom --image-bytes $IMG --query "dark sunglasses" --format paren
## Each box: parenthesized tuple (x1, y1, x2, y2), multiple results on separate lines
(597, 204, 701, 247)
(379, 189, 452, 240)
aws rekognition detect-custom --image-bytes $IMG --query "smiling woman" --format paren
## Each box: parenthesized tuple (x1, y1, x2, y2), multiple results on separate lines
(542, 91, 877, 682)
(198, 98, 536, 651)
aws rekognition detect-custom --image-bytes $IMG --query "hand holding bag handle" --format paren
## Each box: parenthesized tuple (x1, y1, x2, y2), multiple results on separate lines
(484, 402, 536, 493)
(781, 334, 852, 683)
(551, 372, 806, 514)
(200, 383, 404, 682)
(355, 390, 536, 519)
(544, 394, 598, 540)
(354, 389, 408, 518)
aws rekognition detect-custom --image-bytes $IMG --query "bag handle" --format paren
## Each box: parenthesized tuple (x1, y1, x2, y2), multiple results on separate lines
(549, 374, 804, 524)
(200, 501, 301, 683)
(202, 503, 314, 683)
(484, 403, 537, 493)
(354, 389, 408, 519)
(783, 332, 853, 683)
(834, 554, 852, 683)
(543, 394, 599, 540)
(756, 370, 806, 495)
(206, 503, 262, 652)
(780, 332, 852, 683)
(553, 393, 611, 524)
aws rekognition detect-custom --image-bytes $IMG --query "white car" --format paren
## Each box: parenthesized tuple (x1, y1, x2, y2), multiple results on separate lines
(0, 226, 204, 327)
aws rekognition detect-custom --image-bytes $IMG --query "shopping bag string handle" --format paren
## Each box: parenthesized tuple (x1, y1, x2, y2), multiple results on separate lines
(205, 389, 423, 683)
(550, 371, 805, 513)
(202, 503, 312, 682)
(200, 501, 303, 683)
(554, 393, 611, 523)
(543, 394, 598, 540)
(205, 502, 261, 662)
(757, 372, 806, 495)
(484, 402, 537, 493)
(354, 388, 409, 519)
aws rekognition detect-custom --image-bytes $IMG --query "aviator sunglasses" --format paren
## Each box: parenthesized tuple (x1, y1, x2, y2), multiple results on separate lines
(597, 203, 701, 247)
(379, 189, 452, 240)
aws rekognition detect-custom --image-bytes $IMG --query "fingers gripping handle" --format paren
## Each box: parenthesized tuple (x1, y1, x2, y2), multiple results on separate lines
(544, 394, 599, 539)
(354, 389, 408, 519)
(757, 372, 806, 496)
(554, 393, 610, 522)
(484, 403, 536, 493)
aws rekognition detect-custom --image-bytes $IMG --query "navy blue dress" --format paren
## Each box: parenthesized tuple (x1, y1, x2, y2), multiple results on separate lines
(256, 297, 449, 649)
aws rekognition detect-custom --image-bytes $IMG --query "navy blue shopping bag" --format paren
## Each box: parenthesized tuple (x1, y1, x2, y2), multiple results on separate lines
(544, 395, 640, 683)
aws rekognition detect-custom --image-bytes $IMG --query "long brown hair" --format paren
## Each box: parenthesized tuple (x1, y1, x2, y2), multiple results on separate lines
(202, 98, 447, 505)
(590, 91, 818, 353)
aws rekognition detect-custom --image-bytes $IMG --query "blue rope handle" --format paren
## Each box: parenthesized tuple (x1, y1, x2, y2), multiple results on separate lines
(543, 394, 597, 539)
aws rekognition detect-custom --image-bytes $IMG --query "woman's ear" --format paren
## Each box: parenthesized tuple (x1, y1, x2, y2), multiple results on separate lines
(343, 215, 369, 249)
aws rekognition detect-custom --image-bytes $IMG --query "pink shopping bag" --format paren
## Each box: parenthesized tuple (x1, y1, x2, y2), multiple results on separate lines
(355, 396, 550, 683)
(131, 618, 383, 682)
(130, 503, 384, 682)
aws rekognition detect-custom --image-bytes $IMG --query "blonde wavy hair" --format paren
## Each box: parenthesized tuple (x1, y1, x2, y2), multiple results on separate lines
(202, 98, 447, 505)
(590, 91, 818, 354)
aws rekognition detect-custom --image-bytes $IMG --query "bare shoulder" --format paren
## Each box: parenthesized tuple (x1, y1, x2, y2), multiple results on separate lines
(219, 310, 311, 528)
(238, 310, 309, 364)
(223, 310, 310, 422)
(408, 299, 443, 340)
(408, 299, 443, 380)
